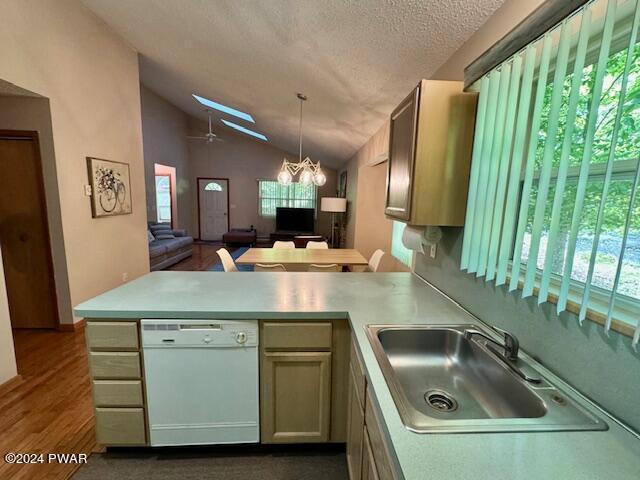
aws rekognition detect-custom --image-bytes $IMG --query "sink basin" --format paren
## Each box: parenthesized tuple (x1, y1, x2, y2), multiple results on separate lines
(366, 325, 607, 433)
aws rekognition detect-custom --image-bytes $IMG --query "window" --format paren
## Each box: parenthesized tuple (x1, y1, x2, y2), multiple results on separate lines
(192, 94, 255, 123)
(258, 180, 317, 217)
(461, 0, 640, 345)
(155, 175, 172, 224)
(204, 182, 223, 191)
(221, 119, 268, 141)
(391, 221, 413, 268)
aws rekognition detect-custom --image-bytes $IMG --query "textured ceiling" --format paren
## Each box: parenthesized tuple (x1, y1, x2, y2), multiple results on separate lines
(81, 0, 504, 167)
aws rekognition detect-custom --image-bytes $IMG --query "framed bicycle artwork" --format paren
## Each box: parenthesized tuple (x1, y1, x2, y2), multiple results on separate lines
(86, 157, 132, 218)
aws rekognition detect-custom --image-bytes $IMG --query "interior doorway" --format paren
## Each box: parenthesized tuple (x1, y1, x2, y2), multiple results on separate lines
(198, 178, 229, 241)
(0, 130, 59, 328)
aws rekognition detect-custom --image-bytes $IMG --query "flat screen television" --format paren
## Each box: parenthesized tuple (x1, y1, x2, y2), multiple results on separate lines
(276, 207, 314, 232)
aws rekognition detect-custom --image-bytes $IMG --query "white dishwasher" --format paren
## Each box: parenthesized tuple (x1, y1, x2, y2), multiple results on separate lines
(141, 319, 259, 446)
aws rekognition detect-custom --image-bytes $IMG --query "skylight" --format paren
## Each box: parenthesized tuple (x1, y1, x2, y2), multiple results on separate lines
(221, 119, 268, 142)
(192, 94, 255, 123)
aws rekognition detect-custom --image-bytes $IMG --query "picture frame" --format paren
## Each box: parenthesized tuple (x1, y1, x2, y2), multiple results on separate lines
(86, 157, 132, 218)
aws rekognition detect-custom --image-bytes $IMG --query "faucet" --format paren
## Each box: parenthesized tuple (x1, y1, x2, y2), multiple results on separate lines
(464, 326, 519, 361)
(464, 326, 540, 383)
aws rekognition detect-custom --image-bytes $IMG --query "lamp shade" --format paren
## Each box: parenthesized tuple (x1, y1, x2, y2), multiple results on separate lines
(321, 197, 347, 213)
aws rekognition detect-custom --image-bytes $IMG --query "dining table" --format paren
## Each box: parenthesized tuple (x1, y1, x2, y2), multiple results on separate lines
(235, 248, 368, 269)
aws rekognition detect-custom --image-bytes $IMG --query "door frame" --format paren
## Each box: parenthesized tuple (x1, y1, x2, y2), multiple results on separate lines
(154, 173, 174, 228)
(0, 129, 60, 329)
(196, 177, 230, 241)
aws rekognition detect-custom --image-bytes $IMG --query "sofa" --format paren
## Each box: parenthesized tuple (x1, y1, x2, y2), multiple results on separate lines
(148, 223, 194, 271)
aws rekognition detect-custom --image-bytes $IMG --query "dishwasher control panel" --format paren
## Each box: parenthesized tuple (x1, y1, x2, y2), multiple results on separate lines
(141, 319, 258, 347)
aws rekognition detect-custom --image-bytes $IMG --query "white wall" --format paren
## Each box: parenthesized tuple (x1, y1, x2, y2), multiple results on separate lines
(0, 0, 150, 324)
(0, 247, 17, 385)
(140, 85, 194, 233)
(188, 119, 337, 239)
(431, 0, 546, 81)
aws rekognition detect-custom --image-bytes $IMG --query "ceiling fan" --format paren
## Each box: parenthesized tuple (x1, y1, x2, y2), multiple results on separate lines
(187, 110, 224, 144)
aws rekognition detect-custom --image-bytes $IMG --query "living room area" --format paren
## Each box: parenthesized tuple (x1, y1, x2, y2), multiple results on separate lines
(142, 85, 342, 272)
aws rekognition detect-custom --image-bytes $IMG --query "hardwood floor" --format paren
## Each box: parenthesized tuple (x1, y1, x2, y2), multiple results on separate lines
(0, 329, 96, 480)
(167, 242, 239, 271)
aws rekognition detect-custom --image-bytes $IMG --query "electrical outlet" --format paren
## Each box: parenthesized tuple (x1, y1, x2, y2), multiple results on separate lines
(122, 272, 129, 282)
(430, 244, 437, 258)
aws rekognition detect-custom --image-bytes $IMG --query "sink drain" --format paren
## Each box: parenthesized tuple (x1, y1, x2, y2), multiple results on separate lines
(424, 389, 458, 412)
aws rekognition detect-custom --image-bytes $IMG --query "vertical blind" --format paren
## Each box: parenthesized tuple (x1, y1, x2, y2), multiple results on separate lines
(461, 0, 640, 345)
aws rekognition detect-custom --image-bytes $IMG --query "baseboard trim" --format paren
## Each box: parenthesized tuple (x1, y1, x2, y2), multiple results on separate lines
(0, 374, 23, 394)
(58, 319, 86, 332)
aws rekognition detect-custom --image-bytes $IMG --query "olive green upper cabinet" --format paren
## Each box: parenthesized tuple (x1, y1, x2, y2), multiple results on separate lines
(385, 80, 477, 226)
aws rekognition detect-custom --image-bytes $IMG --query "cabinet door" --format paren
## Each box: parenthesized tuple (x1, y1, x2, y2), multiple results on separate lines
(362, 429, 380, 480)
(346, 368, 364, 480)
(261, 351, 332, 443)
(385, 84, 419, 221)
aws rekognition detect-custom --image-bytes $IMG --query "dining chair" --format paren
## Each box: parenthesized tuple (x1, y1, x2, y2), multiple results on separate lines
(308, 264, 341, 272)
(254, 263, 287, 272)
(216, 248, 238, 272)
(367, 249, 385, 272)
(306, 241, 329, 249)
(273, 241, 295, 249)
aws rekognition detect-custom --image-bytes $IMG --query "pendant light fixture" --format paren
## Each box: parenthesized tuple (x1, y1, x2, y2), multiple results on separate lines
(277, 93, 326, 187)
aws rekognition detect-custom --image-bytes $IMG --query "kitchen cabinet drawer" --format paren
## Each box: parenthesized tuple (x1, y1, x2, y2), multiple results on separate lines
(89, 352, 141, 379)
(365, 389, 397, 480)
(86, 321, 139, 350)
(95, 408, 146, 445)
(261, 351, 332, 443)
(92, 380, 143, 407)
(350, 336, 366, 409)
(262, 322, 332, 351)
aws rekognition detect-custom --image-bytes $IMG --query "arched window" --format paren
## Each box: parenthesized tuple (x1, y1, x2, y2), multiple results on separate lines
(204, 182, 223, 191)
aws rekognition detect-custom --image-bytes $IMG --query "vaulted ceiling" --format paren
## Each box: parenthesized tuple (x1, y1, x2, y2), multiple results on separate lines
(82, 0, 504, 168)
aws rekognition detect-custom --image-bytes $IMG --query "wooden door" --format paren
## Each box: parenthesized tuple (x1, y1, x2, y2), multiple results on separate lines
(261, 351, 331, 443)
(347, 368, 365, 480)
(0, 131, 58, 328)
(385, 84, 419, 221)
(198, 178, 229, 241)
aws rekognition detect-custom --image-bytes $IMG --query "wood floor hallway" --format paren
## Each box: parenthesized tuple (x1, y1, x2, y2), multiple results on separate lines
(0, 329, 95, 480)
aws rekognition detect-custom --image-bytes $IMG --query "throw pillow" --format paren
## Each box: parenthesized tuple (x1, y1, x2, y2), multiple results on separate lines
(147, 230, 155, 243)
(150, 224, 171, 232)
(154, 233, 176, 240)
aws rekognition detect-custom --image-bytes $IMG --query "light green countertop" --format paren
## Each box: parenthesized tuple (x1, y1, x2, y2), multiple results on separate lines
(75, 271, 640, 479)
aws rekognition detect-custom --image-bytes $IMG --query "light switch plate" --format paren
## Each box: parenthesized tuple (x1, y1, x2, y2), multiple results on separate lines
(430, 244, 437, 258)
(83, 185, 92, 196)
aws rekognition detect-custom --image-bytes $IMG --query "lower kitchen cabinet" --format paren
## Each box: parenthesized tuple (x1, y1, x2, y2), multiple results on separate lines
(362, 429, 379, 480)
(347, 367, 365, 480)
(95, 408, 146, 445)
(347, 336, 397, 480)
(261, 351, 332, 443)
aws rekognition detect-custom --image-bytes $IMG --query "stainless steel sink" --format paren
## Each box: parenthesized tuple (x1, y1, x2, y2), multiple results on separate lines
(366, 324, 608, 433)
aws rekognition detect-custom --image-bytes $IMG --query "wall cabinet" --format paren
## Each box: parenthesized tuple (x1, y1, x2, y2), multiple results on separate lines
(385, 79, 477, 226)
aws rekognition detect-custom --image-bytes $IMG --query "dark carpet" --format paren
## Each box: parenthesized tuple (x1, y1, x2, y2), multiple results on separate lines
(72, 445, 348, 480)
(208, 247, 254, 271)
